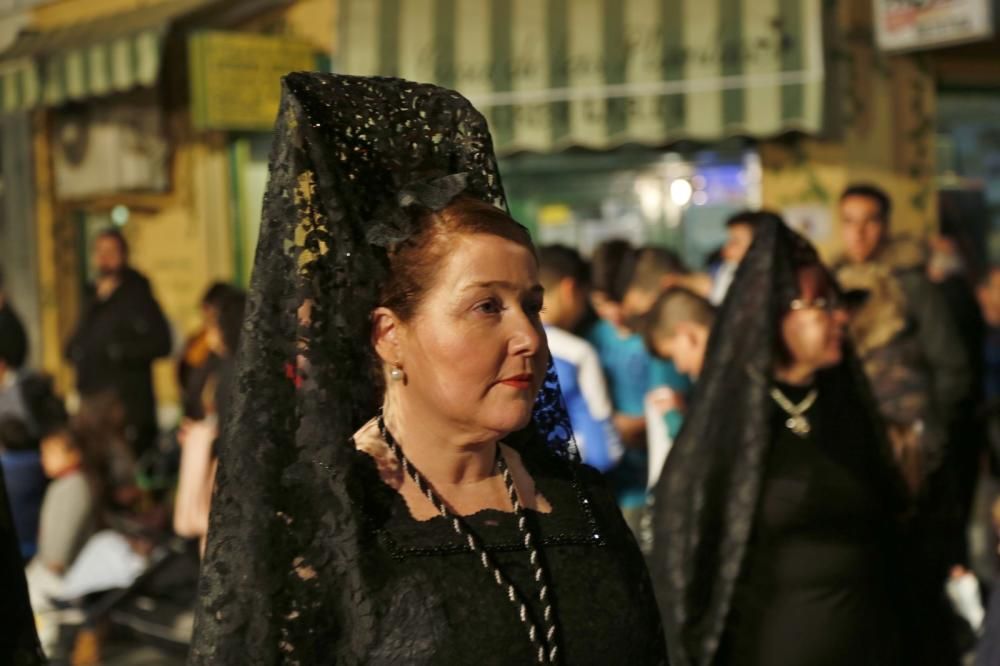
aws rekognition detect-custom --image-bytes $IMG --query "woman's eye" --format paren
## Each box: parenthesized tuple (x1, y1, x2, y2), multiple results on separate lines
(474, 299, 503, 315)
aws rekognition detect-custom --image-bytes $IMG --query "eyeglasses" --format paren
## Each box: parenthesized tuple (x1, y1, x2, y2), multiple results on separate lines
(788, 296, 844, 313)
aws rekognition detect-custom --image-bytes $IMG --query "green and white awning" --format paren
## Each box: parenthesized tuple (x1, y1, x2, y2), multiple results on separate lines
(0, 57, 40, 113)
(339, 0, 827, 153)
(0, 0, 217, 113)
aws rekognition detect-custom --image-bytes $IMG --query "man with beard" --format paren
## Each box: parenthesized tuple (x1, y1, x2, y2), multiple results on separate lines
(66, 229, 171, 456)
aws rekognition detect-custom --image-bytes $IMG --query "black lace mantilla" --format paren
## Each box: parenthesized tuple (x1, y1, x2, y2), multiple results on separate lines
(648, 218, 908, 666)
(187, 74, 641, 665)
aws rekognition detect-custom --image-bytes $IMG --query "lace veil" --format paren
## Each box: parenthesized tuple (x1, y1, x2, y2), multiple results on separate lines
(189, 73, 574, 664)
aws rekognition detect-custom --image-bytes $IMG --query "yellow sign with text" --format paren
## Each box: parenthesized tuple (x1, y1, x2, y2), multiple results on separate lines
(189, 32, 319, 131)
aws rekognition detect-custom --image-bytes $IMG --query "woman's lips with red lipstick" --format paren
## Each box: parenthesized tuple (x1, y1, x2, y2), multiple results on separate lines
(499, 373, 533, 389)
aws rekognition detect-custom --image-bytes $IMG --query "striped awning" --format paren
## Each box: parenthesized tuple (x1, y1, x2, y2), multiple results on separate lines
(0, 0, 220, 113)
(339, 0, 827, 154)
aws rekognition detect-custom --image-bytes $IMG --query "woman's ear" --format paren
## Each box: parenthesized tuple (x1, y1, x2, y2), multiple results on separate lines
(371, 306, 402, 366)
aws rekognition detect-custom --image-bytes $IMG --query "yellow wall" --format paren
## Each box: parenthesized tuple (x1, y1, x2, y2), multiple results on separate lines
(33, 106, 233, 407)
(760, 0, 938, 261)
(32, 0, 172, 29)
(122, 114, 233, 410)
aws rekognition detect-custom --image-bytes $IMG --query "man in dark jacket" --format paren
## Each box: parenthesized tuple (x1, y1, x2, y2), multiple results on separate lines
(66, 229, 171, 456)
(837, 185, 972, 464)
(837, 184, 973, 664)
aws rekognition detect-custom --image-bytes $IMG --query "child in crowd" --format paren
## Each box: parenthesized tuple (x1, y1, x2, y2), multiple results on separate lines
(24, 417, 100, 655)
(643, 287, 716, 380)
(642, 287, 716, 487)
(36, 424, 98, 575)
(585, 241, 691, 531)
(538, 245, 622, 473)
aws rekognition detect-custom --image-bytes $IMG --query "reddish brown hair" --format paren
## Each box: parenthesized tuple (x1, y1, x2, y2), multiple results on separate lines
(379, 196, 534, 321)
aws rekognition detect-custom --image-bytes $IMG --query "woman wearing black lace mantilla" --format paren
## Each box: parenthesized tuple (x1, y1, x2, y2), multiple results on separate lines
(649, 216, 913, 666)
(188, 74, 665, 665)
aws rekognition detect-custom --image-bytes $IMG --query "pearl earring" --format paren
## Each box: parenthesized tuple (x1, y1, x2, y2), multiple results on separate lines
(389, 366, 404, 382)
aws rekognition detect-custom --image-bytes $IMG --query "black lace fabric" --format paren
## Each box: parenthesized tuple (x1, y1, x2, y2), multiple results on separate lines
(189, 74, 660, 664)
(648, 218, 908, 666)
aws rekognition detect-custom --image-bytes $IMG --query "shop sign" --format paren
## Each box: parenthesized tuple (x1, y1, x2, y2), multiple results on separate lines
(53, 99, 168, 199)
(874, 0, 994, 52)
(189, 31, 319, 131)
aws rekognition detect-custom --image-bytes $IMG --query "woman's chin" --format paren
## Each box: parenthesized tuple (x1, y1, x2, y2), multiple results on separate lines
(484, 404, 534, 435)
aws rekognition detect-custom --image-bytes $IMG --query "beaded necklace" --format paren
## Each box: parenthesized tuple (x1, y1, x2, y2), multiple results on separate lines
(377, 412, 560, 664)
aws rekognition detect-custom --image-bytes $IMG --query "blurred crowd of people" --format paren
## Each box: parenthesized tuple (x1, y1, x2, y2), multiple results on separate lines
(0, 229, 245, 662)
(3, 180, 1000, 661)
(539, 183, 1000, 663)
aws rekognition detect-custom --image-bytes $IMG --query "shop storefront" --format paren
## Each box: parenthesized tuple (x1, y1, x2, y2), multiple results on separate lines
(501, 145, 760, 268)
(0, 0, 331, 400)
(337, 0, 828, 264)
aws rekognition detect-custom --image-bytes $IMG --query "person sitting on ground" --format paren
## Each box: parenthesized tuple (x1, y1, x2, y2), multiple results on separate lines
(25, 411, 101, 654)
(538, 245, 621, 473)
(35, 422, 99, 575)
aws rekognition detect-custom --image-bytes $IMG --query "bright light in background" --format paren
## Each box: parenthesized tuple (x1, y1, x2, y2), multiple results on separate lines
(111, 205, 130, 227)
(635, 178, 663, 221)
(692, 191, 709, 206)
(669, 178, 693, 207)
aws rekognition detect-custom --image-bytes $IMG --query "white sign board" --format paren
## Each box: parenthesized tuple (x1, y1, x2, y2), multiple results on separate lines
(874, 0, 994, 52)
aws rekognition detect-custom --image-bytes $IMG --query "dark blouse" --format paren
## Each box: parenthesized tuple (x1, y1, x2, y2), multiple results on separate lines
(347, 439, 667, 665)
(718, 382, 898, 666)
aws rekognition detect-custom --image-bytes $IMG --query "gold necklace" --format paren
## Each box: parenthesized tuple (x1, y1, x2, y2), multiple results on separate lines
(769, 385, 818, 438)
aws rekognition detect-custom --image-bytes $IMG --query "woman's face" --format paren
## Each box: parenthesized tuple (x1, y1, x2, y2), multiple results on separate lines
(779, 271, 849, 373)
(388, 233, 547, 439)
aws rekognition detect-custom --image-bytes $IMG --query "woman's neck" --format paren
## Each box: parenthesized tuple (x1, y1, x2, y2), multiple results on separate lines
(773, 362, 816, 387)
(382, 394, 499, 486)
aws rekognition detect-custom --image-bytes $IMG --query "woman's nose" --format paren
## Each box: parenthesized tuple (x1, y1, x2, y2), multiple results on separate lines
(510, 314, 543, 356)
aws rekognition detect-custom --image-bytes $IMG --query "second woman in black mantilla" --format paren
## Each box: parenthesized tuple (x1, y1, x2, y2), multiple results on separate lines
(649, 215, 910, 666)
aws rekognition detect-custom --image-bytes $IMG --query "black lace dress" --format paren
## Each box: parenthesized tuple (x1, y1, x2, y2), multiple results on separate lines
(345, 436, 665, 664)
